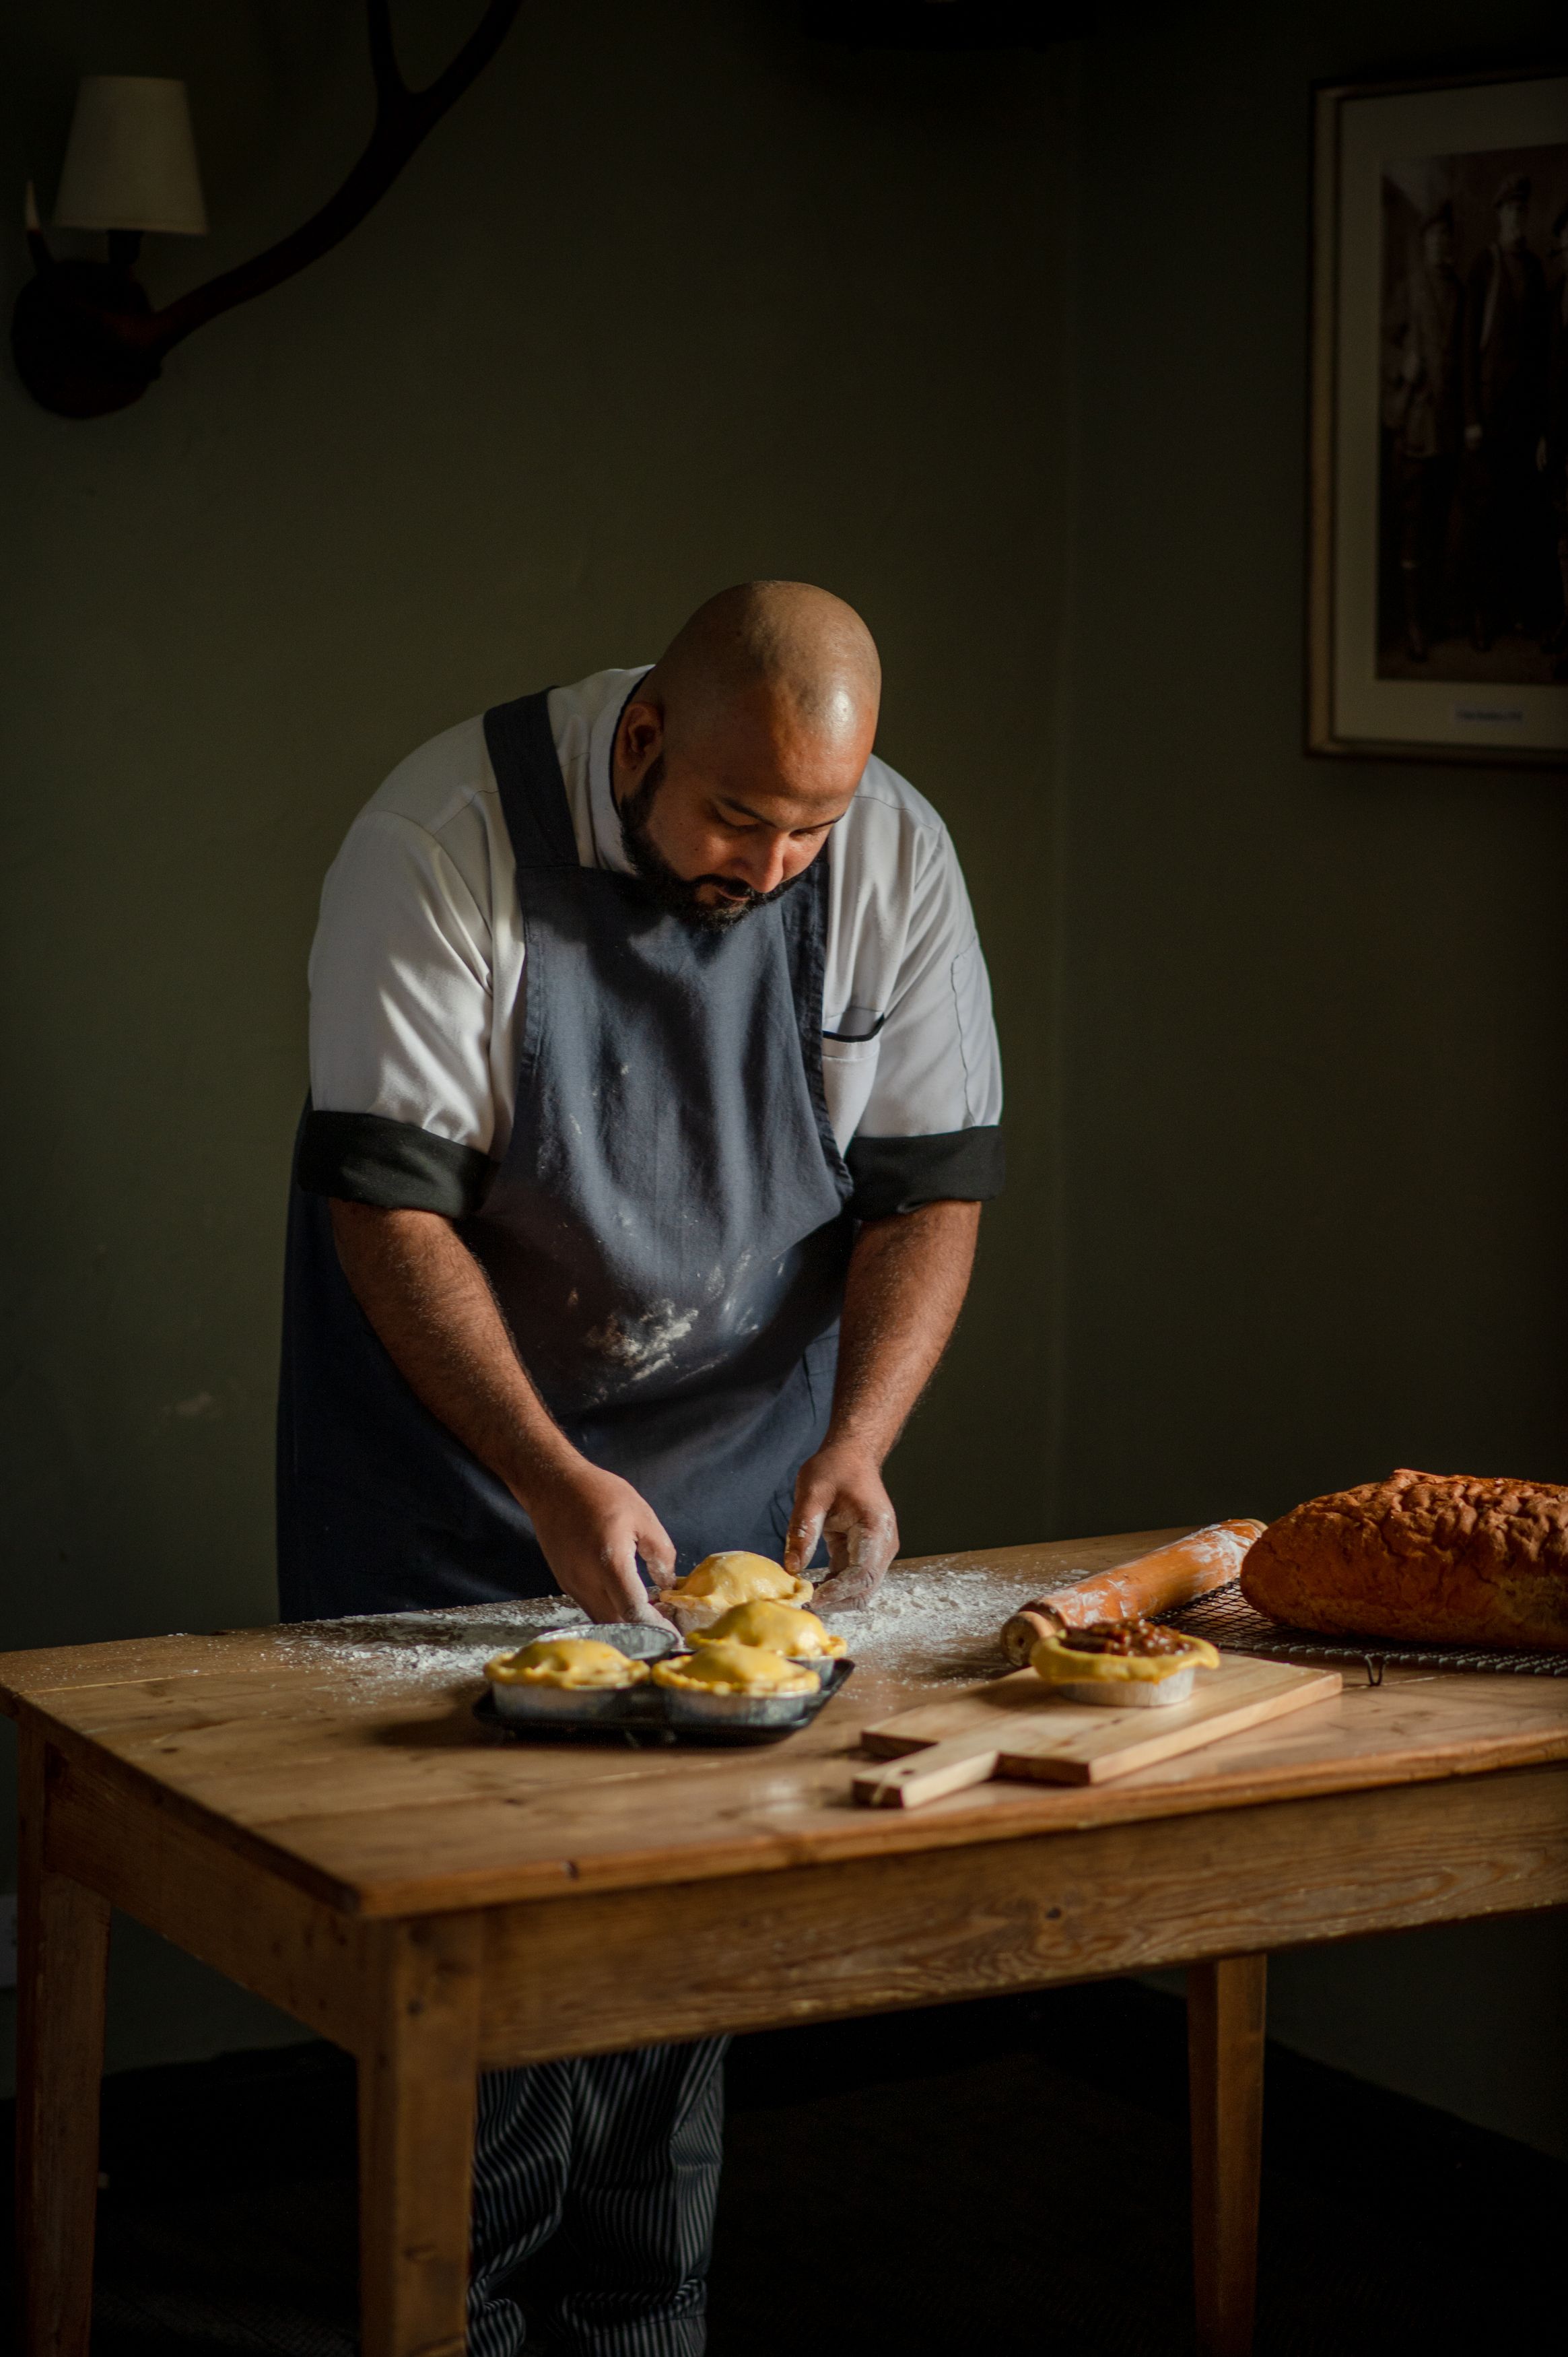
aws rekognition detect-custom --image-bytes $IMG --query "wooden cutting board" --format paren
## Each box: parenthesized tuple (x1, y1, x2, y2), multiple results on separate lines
(854, 1652, 1342, 1808)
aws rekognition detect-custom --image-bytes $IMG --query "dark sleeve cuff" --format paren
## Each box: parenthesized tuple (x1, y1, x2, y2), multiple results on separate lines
(295, 1110, 497, 1218)
(845, 1127, 1005, 1219)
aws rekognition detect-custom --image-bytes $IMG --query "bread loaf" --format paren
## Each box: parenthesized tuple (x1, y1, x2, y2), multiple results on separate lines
(1240, 1469, 1568, 1649)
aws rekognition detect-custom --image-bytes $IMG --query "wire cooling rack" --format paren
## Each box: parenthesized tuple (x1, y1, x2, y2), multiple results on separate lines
(1158, 1580, 1568, 1680)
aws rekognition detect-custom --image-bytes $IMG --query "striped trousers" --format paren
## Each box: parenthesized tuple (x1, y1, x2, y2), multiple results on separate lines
(467, 2038, 728, 2356)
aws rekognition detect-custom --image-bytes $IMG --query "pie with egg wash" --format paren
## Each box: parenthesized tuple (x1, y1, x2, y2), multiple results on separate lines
(655, 1552, 814, 1634)
(485, 1637, 648, 1690)
(652, 1639, 819, 1696)
(1241, 1469, 1568, 1649)
(690, 1599, 846, 1659)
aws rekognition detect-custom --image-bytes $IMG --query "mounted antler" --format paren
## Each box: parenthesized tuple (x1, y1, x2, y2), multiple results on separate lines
(13, 0, 522, 419)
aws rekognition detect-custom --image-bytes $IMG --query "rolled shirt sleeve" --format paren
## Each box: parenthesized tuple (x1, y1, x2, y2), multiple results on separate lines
(304, 766, 505, 1214)
(826, 765, 1004, 1220)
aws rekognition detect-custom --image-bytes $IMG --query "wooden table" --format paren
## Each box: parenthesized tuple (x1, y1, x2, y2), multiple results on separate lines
(6, 1527, 1568, 2357)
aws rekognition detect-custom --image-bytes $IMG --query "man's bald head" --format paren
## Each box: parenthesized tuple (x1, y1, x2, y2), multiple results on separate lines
(648, 580, 881, 759)
(612, 583, 881, 928)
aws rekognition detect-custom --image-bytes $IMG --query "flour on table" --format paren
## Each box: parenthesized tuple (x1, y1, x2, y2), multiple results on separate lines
(271, 1597, 590, 1698)
(271, 1562, 1045, 1698)
(830, 1562, 1044, 1686)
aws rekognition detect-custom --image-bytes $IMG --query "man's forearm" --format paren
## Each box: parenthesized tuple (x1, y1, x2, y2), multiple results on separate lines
(327, 1200, 676, 1619)
(329, 1199, 573, 1503)
(786, 1197, 981, 1602)
(827, 1199, 982, 1460)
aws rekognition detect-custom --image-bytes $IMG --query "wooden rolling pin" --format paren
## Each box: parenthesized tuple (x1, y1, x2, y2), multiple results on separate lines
(998, 1520, 1266, 1667)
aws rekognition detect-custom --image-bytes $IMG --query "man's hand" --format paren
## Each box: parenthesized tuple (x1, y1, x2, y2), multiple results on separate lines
(329, 1201, 675, 1621)
(527, 1459, 676, 1626)
(785, 1442, 899, 1611)
(782, 1199, 981, 1616)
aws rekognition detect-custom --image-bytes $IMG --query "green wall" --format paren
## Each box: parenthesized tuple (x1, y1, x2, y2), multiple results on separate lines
(3, 0, 1565, 2158)
(1064, 0, 1567, 1535)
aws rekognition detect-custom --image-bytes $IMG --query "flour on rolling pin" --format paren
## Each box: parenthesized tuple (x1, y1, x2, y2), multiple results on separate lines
(998, 1520, 1265, 1667)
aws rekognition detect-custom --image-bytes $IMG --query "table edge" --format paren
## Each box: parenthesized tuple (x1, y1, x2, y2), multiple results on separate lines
(23, 1696, 1566, 1919)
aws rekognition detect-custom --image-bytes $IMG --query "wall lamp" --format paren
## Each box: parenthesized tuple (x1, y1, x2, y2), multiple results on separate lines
(13, 0, 522, 420)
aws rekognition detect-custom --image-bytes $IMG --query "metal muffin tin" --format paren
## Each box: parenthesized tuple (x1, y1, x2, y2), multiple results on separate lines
(478, 1621, 854, 1746)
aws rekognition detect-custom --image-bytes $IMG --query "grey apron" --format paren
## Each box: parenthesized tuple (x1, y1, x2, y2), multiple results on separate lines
(277, 691, 854, 1616)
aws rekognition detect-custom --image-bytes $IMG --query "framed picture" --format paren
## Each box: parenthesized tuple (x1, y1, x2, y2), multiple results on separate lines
(1308, 65, 1568, 762)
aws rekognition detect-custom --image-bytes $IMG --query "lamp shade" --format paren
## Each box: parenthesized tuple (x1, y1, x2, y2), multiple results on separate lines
(53, 75, 207, 236)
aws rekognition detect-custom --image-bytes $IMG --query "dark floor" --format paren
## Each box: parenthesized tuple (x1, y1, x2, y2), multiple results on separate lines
(1, 1980, 1559, 2354)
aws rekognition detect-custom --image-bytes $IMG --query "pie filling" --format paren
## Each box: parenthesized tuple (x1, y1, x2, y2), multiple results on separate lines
(1031, 1618, 1220, 1684)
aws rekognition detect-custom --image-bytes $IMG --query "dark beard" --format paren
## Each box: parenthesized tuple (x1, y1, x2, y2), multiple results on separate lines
(618, 757, 809, 932)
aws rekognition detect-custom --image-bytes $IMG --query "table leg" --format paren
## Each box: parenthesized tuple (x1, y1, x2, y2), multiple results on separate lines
(16, 1726, 112, 2357)
(1188, 1952, 1266, 2357)
(358, 1913, 483, 2357)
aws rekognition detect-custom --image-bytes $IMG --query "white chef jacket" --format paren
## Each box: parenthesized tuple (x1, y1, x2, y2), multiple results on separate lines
(305, 667, 1003, 1218)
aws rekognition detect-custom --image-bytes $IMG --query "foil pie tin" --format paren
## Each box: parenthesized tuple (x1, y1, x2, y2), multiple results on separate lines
(656, 1671, 826, 1729)
(477, 1639, 853, 1746)
(485, 1620, 677, 1725)
(1050, 1665, 1198, 1709)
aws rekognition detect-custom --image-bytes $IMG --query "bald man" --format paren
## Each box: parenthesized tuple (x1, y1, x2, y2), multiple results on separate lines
(277, 583, 1003, 2354)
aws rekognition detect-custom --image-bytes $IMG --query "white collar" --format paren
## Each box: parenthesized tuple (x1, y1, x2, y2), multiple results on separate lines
(586, 665, 653, 875)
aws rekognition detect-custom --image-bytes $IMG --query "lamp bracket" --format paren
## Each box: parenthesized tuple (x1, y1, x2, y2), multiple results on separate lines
(13, 0, 523, 419)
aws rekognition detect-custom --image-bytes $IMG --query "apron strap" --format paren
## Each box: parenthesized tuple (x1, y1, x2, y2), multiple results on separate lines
(483, 691, 579, 869)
